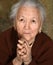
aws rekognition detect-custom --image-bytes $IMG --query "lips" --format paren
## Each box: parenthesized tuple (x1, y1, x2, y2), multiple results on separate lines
(23, 31, 31, 34)
(24, 32, 30, 34)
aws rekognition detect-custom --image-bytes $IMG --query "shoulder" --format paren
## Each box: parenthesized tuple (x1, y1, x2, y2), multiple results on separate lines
(0, 27, 14, 50)
(35, 32, 53, 54)
(32, 32, 53, 55)
(36, 32, 53, 49)
(0, 27, 16, 55)
(0, 27, 14, 41)
(32, 32, 53, 65)
(36, 32, 53, 44)
(0, 27, 15, 65)
(0, 27, 12, 38)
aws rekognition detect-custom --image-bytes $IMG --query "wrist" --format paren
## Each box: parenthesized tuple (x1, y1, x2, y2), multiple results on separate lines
(24, 57, 32, 65)
(24, 59, 32, 65)
(13, 57, 22, 65)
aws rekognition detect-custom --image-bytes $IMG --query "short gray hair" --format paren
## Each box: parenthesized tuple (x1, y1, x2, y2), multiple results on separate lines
(9, 0, 46, 22)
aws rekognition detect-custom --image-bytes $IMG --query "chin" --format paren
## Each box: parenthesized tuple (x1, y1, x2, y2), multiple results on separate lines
(23, 36, 32, 41)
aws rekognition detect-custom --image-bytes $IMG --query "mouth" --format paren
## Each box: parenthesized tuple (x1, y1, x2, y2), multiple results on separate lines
(24, 32, 30, 34)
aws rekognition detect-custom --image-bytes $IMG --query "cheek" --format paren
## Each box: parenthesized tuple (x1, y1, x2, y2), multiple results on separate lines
(31, 24, 40, 36)
(31, 23, 39, 31)
(16, 22, 24, 34)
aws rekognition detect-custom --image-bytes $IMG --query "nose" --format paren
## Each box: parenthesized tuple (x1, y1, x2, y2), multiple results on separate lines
(24, 21, 30, 30)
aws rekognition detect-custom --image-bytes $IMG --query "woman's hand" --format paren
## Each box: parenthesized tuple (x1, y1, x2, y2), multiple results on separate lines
(16, 40, 23, 65)
(17, 40, 32, 65)
(13, 40, 22, 65)
(13, 40, 23, 65)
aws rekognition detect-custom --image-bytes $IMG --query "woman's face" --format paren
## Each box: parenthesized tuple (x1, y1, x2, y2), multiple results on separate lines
(15, 6, 42, 42)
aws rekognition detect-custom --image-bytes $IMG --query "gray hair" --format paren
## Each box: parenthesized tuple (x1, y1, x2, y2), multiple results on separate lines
(9, 0, 46, 22)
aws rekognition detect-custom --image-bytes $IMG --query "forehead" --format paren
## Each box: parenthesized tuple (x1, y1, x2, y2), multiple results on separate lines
(17, 6, 41, 18)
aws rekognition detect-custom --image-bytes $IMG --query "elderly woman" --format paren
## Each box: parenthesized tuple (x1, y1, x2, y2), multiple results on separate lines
(0, 0, 53, 65)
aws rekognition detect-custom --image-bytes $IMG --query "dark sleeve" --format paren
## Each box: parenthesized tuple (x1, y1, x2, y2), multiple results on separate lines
(37, 37, 53, 65)
(29, 34, 53, 65)
(29, 59, 37, 65)
(0, 32, 13, 65)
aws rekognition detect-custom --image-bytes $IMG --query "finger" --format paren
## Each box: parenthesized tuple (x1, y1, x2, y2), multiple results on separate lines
(29, 42, 33, 48)
(18, 50, 26, 56)
(24, 42, 32, 54)
(24, 42, 30, 49)
(18, 40, 24, 45)
(17, 49, 22, 55)
(21, 47, 27, 55)
(17, 44, 23, 50)
(17, 46, 26, 55)
(26, 42, 33, 48)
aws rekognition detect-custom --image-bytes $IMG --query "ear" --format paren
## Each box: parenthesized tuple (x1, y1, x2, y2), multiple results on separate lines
(39, 22, 43, 33)
(13, 20, 16, 30)
(39, 27, 42, 33)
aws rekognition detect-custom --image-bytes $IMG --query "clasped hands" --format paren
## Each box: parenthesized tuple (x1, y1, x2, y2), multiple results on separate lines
(16, 39, 32, 65)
